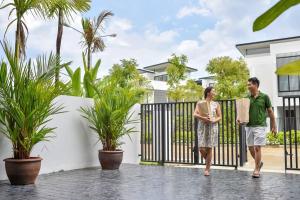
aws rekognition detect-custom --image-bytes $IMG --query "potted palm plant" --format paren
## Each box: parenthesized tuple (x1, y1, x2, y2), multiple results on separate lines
(0, 43, 65, 185)
(80, 79, 140, 170)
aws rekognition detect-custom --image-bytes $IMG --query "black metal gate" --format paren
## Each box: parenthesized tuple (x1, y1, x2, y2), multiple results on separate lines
(140, 100, 246, 168)
(283, 96, 300, 171)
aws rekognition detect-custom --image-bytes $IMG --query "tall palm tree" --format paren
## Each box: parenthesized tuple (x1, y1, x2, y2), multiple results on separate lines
(0, 0, 46, 60)
(46, 0, 91, 83)
(253, 0, 300, 75)
(65, 10, 116, 69)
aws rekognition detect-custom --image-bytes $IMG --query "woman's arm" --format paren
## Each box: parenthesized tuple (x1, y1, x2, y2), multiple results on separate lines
(211, 103, 222, 123)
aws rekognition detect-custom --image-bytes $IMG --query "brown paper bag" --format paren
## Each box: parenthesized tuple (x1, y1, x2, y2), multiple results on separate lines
(236, 98, 250, 124)
(197, 100, 211, 117)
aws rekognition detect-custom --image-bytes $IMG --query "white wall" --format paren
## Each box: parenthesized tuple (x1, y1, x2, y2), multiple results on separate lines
(0, 95, 141, 180)
(244, 40, 300, 118)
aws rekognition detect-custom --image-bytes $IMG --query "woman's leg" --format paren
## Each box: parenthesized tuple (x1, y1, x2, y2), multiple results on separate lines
(199, 147, 207, 159)
(204, 147, 212, 176)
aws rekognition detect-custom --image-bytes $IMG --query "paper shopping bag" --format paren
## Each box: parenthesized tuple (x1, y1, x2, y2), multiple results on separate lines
(197, 100, 211, 117)
(236, 98, 250, 124)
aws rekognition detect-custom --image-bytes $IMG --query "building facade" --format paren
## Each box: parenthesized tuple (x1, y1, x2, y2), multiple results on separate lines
(138, 62, 198, 103)
(236, 36, 300, 131)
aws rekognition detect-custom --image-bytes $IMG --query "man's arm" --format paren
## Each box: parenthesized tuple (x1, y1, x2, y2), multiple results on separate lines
(267, 108, 277, 134)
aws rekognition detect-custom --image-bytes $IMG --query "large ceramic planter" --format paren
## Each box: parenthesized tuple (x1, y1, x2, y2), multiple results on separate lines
(98, 150, 123, 170)
(4, 157, 42, 185)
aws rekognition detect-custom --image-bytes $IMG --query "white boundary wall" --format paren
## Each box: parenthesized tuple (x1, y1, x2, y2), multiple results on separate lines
(0, 95, 141, 180)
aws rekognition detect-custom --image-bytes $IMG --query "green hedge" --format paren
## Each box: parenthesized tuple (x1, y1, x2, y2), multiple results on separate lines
(267, 130, 300, 145)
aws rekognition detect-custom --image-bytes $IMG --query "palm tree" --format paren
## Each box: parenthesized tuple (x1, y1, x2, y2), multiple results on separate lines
(64, 10, 116, 69)
(0, 0, 46, 60)
(46, 0, 91, 83)
(253, 0, 300, 75)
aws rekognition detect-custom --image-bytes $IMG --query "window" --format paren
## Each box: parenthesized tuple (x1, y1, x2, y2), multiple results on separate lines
(246, 47, 270, 55)
(154, 74, 168, 82)
(277, 54, 300, 92)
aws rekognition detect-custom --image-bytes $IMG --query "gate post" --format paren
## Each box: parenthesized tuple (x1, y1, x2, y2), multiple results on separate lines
(239, 124, 247, 166)
(194, 118, 199, 164)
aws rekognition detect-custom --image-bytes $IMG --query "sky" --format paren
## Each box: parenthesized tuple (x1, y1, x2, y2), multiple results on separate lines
(0, 0, 300, 79)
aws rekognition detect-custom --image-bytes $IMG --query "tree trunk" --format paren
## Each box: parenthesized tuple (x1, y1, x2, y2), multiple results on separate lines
(15, 19, 21, 60)
(87, 46, 91, 70)
(55, 9, 64, 84)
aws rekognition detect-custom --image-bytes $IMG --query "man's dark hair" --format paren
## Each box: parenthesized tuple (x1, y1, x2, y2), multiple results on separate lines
(248, 77, 260, 87)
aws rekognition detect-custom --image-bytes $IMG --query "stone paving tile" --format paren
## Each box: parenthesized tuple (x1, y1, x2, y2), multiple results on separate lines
(0, 164, 300, 200)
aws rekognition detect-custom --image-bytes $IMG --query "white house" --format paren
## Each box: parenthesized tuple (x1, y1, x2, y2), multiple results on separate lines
(138, 62, 198, 103)
(236, 36, 300, 131)
(195, 76, 216, 88)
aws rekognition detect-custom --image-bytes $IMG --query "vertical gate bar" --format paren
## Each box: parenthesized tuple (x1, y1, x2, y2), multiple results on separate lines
(141, 105, 144, 161)
(231, 100, 234, 166)
(194, 115, 199, 164)
(175, 103, 177, 162)
(297, 97, 300, 169)
(218, 101, 221, 165)
(158, 104, 161, 162)
(147, 104, 151, 161)
(191, 102, 195, 163)
(183, 103, 186, 163)
(283, 97, 287, 170)
(186, 103, 191, 163)
(161, 104, 166, 165)
(151, 104, 154, 161)
(155, 104, 158, 162)
(179, 103, 181, 163)
(288, 98, 293, 169)
(226, 101, 229, 165)
(167, 104, 170, 162)
(222, 101, 225, 165)
(152, 104, 157, 161)
(171, 103, 174, 162)
(294, 97, 298, 169)
(234, 100, 238, 168)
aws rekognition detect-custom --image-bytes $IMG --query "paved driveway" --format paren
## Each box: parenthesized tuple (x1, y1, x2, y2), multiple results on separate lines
(0, 164, 299, 200)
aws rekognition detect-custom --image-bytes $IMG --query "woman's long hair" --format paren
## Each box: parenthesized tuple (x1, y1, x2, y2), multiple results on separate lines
(204, 86, 214, 99)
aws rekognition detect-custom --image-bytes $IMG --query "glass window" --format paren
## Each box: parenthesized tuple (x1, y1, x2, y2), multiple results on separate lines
(277, 54, 300, 92)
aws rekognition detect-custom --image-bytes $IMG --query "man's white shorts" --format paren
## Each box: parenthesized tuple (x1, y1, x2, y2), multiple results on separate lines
(245, 127, 267, 146)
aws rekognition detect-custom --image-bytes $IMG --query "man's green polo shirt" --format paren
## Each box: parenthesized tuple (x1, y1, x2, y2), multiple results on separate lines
(247, 91, 272, 127)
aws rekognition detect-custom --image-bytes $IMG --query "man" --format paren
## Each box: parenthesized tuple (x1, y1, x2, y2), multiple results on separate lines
(245, 77, 277, 178)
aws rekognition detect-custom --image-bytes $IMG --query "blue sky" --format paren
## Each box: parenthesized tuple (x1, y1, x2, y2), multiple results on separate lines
(0, 0, 300, 78)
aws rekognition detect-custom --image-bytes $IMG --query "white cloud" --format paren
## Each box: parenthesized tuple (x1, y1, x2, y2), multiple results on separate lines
(177, 6, 210, 19)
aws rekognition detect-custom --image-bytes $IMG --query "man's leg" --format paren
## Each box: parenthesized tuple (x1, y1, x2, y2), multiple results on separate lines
(248, 146, 255, 159)
(254, 146, 262, 174)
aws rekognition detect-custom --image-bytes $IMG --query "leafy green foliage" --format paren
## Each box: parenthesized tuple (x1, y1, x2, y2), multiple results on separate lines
(276, 59, 300, 75)
(253, 0, 300, 32)
(206, 56, 249, 100)
(80, 59, 149, 151)
(167, 54, 188, 87)
(0, 0, 46, 59)
(46, 0, 91, 21)
(0, 42, 65, 159)
(64, 10, 115, 69)
(65, 53, 101, 98)
(267, 131, 300, 145)
(253, 0, 300, 75)
(105, 59, 151, 102)
(80, 80, 140, 151)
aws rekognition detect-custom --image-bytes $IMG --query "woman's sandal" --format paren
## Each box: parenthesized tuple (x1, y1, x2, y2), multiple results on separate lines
(204, 170, 210, 176)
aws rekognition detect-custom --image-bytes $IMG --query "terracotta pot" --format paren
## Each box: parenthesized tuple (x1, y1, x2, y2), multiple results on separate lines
(4, 157, 42, 185)
(98, 150, 123, 170)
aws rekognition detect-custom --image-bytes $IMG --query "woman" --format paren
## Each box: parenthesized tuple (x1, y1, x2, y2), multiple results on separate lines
(193, 87, 221, 176)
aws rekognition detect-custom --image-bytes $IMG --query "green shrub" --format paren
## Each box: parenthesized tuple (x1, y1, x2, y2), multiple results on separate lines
(267, 130, 300, 145)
